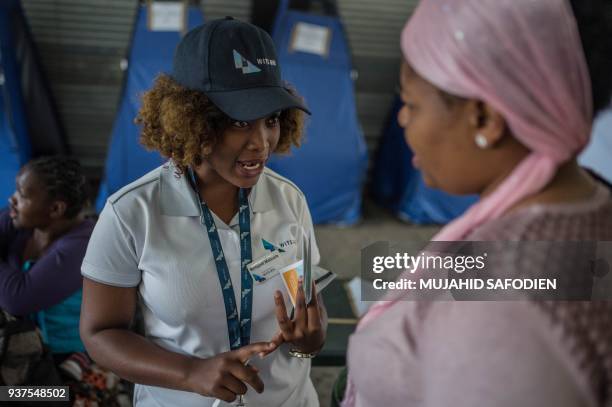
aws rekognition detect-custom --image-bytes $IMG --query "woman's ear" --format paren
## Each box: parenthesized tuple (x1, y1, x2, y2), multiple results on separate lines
(49, 200, 67, 220)
(201, 140, 214, 157)
(467, 100, 507, 148)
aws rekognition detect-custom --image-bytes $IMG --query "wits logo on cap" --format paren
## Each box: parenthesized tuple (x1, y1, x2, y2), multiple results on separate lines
(233, 50, 261, 74)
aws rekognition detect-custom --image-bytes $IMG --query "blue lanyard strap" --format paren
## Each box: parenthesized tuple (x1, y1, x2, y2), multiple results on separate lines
(188, 168, 253, 350)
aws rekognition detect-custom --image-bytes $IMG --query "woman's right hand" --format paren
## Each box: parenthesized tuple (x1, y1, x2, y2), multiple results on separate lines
(185, 342, 275, 402)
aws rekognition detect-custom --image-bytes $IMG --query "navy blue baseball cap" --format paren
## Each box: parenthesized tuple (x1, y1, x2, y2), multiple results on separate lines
(171, 17, 310, 121)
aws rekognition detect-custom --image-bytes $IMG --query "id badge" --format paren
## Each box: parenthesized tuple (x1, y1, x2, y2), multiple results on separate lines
(247, 250, 286, 285)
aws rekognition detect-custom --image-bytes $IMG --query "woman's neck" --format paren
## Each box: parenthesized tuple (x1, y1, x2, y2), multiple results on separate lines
(510, 160, 597, 211)
(193, 164, 239, 224)
(482, 159, 597, 212)
(31, 215, 84, 257)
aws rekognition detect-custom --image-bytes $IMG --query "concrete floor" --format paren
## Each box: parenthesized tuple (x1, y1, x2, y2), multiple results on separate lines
(309, 200, 439, 406)
(314, 200, 439, 280)
(311, 366, 344, 407)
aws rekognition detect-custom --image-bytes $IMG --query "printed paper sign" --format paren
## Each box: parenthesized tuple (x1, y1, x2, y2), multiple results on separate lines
(290, 22, 331, 57)
(149, 2, 185, 32)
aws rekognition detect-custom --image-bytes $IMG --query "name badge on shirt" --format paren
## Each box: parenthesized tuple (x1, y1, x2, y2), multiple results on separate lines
(247, 250, 287, 285)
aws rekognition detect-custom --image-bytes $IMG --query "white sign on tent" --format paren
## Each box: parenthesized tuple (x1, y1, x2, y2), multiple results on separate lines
(148, 1, 186, 32)
(290, 22, 332, 57)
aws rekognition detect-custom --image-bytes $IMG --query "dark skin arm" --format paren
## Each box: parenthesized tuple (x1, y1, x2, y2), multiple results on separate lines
(80, 278, 274, 403)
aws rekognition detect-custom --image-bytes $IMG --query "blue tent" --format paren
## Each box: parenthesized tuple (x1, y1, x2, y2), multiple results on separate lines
(580, 108, 612, 184)
(0, 0, 67, 205)
(268, 0, 368, 225)
(371, 97, 478, 224)
(96, 5, 204, 211)
(0, 79, 22, 206)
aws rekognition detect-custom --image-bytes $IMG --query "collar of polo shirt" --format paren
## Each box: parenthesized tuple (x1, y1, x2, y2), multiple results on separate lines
(158, 161, 273, 217)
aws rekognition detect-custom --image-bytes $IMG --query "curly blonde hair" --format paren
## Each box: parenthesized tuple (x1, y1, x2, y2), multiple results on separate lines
(136, 74, 306, 173)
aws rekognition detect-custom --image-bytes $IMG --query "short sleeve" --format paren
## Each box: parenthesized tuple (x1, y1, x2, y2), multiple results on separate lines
(81, 202, 141, 287)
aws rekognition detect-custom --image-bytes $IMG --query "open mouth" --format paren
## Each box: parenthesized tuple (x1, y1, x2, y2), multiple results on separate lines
(236, 159, 266, 178)
(238, 160, 262, 170)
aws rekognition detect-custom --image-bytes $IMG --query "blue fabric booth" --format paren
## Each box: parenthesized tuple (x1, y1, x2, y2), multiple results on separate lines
(268, 0, 368, 225)
(0, 0, 67, 205)
(580, 108, 612, 184)
(96, 5, 204, 211)
(371, 97, 478, 224)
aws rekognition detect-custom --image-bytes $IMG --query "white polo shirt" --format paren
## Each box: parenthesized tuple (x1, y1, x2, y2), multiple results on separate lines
(82, 162, 325, 407)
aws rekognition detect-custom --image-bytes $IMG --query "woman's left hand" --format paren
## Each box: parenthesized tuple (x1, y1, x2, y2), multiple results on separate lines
(264, 279, 326, 356)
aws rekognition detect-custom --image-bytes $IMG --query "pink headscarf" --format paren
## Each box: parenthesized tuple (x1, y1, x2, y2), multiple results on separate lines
(407, 0, 592, 241)
(343, 1, 592, 405)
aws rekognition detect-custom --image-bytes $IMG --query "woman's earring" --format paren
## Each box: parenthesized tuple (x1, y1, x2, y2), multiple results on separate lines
(475, 133, 489, 149)
(202, 146, 212, 156)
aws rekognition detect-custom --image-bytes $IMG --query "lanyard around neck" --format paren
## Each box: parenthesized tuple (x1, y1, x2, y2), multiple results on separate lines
(188, 168, 253, 350)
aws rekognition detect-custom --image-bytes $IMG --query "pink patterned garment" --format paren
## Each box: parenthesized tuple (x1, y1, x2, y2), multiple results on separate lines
(345, 183, 612, 407)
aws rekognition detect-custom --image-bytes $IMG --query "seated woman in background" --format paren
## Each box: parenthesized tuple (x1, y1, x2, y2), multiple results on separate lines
(1, 156, 93, 359)
(0, 157, 130, 405)
(343, 0, 612, 406)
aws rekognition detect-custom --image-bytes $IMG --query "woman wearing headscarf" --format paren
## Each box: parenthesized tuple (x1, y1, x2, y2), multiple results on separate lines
(342, 0, 612, 406)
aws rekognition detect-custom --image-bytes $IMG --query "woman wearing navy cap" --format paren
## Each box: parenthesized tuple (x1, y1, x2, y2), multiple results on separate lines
(80, 18, 327, 407)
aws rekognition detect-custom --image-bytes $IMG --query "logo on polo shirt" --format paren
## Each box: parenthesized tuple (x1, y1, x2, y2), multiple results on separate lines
(253, 274, 266, 283)
(262, 238, 285, 253)
(279, 239, 296, 249)
(233, 50, 261, 74)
